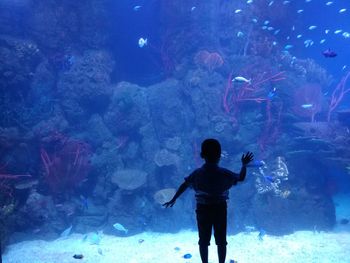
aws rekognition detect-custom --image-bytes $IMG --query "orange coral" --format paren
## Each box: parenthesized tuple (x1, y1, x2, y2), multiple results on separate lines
(194, 50, 224, 72)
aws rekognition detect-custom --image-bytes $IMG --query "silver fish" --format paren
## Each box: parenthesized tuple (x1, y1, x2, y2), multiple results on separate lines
(113, 223, 128, 233)
(232, 76, 251, 84)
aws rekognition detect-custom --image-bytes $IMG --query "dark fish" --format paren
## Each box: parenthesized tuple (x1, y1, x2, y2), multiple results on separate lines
(183, 253, 192, 259)
(73, 254, 84, 259)
(263, 175, 275, 183)
(322, 48, 337, 58)
(258, 229, 266, 241)
(340, 218, 349, 225)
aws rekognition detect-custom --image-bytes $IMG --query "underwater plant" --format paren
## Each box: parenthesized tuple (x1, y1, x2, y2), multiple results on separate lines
(40, 134, 91, 196)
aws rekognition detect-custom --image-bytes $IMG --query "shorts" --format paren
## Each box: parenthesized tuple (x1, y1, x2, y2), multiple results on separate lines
(195, 202, 227, 246)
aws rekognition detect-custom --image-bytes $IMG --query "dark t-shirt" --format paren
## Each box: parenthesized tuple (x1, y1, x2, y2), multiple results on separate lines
(184, 162, 239, 204)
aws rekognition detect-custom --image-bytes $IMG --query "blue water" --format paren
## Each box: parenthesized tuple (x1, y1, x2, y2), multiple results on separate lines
(0, 0, 350, 262)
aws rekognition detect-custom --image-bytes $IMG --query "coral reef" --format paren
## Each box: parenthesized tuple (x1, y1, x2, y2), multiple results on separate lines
(57, 50, 114, 123)
(254, 156, 289, 197)
(0, 0, 346, 244)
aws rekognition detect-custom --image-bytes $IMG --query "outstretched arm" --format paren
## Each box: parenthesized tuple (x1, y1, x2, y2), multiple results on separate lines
(163, 182, 189, 208)
(237, 151, 254, 182)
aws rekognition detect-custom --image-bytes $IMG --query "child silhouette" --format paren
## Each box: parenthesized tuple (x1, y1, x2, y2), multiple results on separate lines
(163, 138, 253, 263)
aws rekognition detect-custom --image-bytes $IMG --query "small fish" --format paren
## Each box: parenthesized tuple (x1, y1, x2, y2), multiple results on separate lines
(308, 25, 317, 30)
(98, 248, 103, 255)
(237, 31, 244, 37)
(325, 1, 333, 6)
(339, 8, 347, 13)
(113, 223, 128, 233)
(174, 247, 181, 251)
(343, 32, 350, 38)
(191, 6, 196, 12)
(60, 225, 73, 238)
(32, 228, 41, 234)
(284, 44, 293, 50)
(234, 9, 242, 14)
(263, 175, 275, 183)
(297, 9, 304, 13)
(297, 34, 302, 39)
(252, 18, 258, 23)
(138, 38, 147, 48)
(258, 229, 266, 241)
(73, 254, 84, 259)
(138, 239, 144, 244)
(304, 39, 314, 47)
(322, 48, 337, 58)
(232, 76, 251, 84)
(183, 253, 192, 259)
(339, 219, 349, 225)
(325, 29, 330, 34)
(301, 104, 313, 109)
(268, 1, 274, 6)
(133, 5, 142, 11)
(320, 39, 326, 44)
(283, 1, 290, 5)
(267, 87, 277, 99)
(274, 29, 280, 35)
(334, 30, 343, 34)
(247, 0, 253, 4)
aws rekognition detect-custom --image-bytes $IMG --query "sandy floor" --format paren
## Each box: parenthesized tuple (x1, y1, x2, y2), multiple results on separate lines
(3, 229, 350, 263)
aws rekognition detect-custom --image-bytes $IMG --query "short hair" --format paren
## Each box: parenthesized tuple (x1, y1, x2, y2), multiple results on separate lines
(201, 138, 221, 162)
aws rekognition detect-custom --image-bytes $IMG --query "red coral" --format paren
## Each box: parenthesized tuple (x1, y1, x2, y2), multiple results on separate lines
(40, 135, 91, 195)
(194, 50, 224, 72)
(327, 71, 350, 121)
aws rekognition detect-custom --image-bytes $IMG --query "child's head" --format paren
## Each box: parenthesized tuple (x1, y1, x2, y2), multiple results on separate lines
(200, 138, 221, 163)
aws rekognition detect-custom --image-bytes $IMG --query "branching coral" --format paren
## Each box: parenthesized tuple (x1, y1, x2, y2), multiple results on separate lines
(40, 134, 91, 195)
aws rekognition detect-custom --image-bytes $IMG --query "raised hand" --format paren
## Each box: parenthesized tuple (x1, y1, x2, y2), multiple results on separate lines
(241, 151, 254, 166)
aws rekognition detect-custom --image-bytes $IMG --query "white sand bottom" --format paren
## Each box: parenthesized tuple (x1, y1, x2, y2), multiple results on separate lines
(3, 230, 350, 263)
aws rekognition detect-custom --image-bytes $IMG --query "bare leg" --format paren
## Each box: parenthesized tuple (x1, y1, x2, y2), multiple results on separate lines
(218, 244, 226, 263)
(199, 245, 208, 263)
